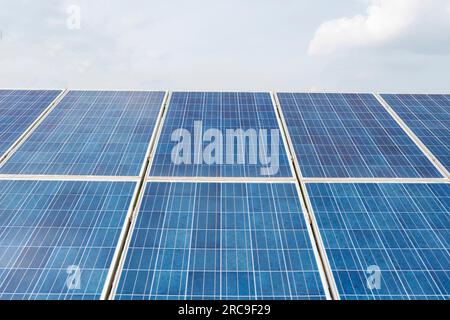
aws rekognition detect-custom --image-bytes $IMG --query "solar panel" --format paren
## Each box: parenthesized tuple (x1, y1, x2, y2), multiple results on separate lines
(277, 93, 442, 178)
(114, 182, 326, 300)
(0, 179, 136, 300)
(307, 183, 449, 300)
(0, 91, 165, 176)
(381, 94, 450, 173)
(0, 90, 61, 158)
(0, 87, 448, 303)
(149, 92, 292, 178)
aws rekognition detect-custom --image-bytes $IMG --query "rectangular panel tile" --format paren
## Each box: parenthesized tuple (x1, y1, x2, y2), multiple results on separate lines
(0, 90, 61, 158)
(307, 183, 449, 300)
(0, 91, 165, 176)
(381, 94, 450, 172)
(150, 92, 292, 178)
(278, 93, 442, 178)
(115, 182, 326, 300)
(0, 180, 136, 300)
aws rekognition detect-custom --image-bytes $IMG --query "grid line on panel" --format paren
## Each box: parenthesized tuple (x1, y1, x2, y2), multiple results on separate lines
(272, 92, 339, 299)
(276, 93, 442, 179)
(149, 92, 293, 178)
(0, 179, 136, 300)
(298, 181, 339, 300)
(102, 92, 170, 299)
(113, 182, 327, 300)
(0, 91, 165, 177)
(0, 90, 63, 163)
(380, 94, 450, 177)
(306, 183, 450, 300)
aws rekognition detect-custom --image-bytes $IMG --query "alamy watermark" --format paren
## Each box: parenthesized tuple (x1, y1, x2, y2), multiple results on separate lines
(171, 121, 280, 176)
(66, 5, 82, 30)
(66, 265, 81, 290)
(366, 265, 381, 290)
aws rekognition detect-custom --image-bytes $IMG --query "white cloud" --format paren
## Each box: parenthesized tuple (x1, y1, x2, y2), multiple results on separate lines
(308, 0, 450, 55)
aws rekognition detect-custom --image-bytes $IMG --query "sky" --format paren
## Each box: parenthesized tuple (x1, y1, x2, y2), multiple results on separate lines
(0, 0, 449, 92)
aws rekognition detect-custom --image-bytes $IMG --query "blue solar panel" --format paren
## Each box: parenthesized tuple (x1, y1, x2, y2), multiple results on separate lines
(0, 91, 165, 176)
(278, 93, 442, 178)
(115, 182, 326, 300)
(0, 90, 61, 158)
(381, 94, 450, 173)
(0, 180, 136, 300)
(150, 92, 292, 178)
(307, 183, 449, 300)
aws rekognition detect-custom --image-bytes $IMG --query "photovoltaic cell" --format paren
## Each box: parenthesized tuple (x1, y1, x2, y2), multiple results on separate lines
(150, 92, 292, 178)
(115, 182, 326, 300)
(0, 180, 136, 300)
(0, 91, 165, 176)
(278, 93, 442, 178)
(0, 90, 61, 158)
(307, 183, 449, 300)
(381, 94, 450, 173)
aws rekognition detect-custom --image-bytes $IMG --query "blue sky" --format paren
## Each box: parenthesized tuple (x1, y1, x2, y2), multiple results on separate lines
(1, 0, 449, 92)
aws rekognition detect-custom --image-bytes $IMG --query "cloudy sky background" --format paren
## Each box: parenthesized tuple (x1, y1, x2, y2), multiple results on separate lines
(1, 0, 449, 92)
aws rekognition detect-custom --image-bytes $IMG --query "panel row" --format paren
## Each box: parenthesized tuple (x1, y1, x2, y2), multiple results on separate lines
(1, 179, 447, 300)
(0, 180, 327, 300)
(0, 90, 448, 179)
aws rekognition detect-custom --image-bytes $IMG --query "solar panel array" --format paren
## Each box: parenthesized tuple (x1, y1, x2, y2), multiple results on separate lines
(0, 90, 61, 158)
(0, 89, 448, 301)
(381, 94, 450, 174)
(277, 93, 441, 178)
